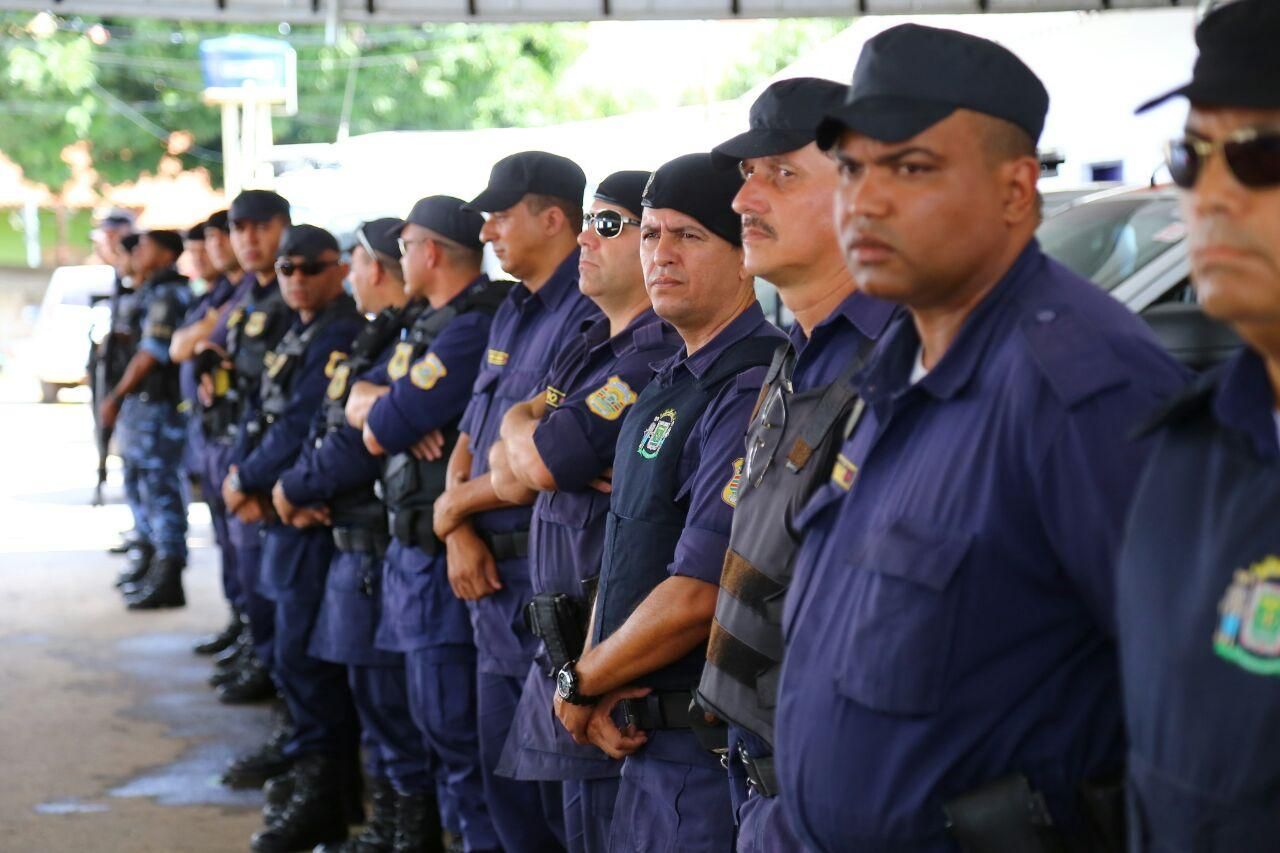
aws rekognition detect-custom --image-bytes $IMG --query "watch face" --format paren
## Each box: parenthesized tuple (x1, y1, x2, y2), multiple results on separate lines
(556, 668, 573, 699)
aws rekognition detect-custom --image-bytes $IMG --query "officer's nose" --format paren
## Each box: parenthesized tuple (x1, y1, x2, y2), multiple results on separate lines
(479, 218, 498, 244)
(732, 178, 767, 217)
(1188, 139, 1248, 223)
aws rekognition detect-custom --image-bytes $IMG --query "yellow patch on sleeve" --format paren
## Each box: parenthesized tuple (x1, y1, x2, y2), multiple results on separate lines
(586, 375, 638, 421)
(544, 386, 565, 408)
(487, 349, 509, 367)
(326, 364, 350, 400)
(722, 458, 745, 507)
(325, 351, 347, 379)
(410, 353, 447, 391)
(387, 342, 414, 380)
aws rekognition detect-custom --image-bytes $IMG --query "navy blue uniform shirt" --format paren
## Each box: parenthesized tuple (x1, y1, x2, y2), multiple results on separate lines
(1118, 346, 1280, 852)
(788, 289, 898, 391)
(776, 241, 1189, 852)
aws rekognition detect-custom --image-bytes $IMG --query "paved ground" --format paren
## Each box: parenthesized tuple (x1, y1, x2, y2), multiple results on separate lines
(0, 375, 276, 852)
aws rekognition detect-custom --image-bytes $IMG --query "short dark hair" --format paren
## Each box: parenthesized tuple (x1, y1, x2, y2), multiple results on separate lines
(524, 193, 583, 235)
(371, 250, 404, 282)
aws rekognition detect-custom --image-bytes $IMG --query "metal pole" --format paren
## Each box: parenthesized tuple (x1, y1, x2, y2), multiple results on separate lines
(221, 101, 241, 198)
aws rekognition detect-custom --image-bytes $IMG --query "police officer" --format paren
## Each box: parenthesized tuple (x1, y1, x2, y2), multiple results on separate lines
(429, 152, 599, 853)
(488, 170, 682, 853)
(211, 190, 297, 714)
(696, 77, 898, 852)
(774, 25, 1189, 852)
(100, 229, 195, 610)
(1119, 3, 1280, 849)
(553, 153, 785, 851)
(348, 196, 510, 853)
(273, 218, 448, 853)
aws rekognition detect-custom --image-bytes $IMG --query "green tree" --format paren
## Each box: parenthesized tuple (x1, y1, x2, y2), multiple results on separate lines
(713, 18, 852, 102)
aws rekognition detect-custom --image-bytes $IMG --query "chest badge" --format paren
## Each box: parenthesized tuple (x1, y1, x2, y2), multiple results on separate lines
(587, 376, 637, 421)
(487, 348, 510, 367)
(1214, 555, 1280, 676)
(387, 342, 414, 380)
(638, 408, 677, 460)
(721, 458, 745, 507)
(327, 363, 351, 401)
(410, 353, 447, 391)
(244, 311, 267, 338)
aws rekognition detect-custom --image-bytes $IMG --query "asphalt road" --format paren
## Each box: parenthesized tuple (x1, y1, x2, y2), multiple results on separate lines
(0, 380, 276, 852)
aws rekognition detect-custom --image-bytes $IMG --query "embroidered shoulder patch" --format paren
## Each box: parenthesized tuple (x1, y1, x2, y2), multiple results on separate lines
(637, 408, 677, 459)
(244, 311, 267, 338)
(1215, 555, 1280, 676)
(387, 342, 414, 380)
(410, 353, 447, 391)
(721, 458, 745, 507)
(326, 363, 351, 400)
(325, 351, 346, 379)
(487, 349, 509, 367)
(587, 376, 638, 421)
(831, 453, 857, 491)
(545, 386, 565, 408)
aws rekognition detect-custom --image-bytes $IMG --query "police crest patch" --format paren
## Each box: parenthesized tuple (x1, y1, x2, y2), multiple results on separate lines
(1214, 555, 1280, 676)
(831, 453, 857, 491)
(387, 342, 414, 380)
(326, 364, 350, 400)
(721, 458, 745, 507)
(410, 353, 447, 391)
(638, 408, 677, 459)
(587, 376, 637, 421)
(244, 311, 267, 338)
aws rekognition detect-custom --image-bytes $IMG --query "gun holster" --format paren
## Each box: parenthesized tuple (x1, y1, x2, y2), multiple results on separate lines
(524, 592, 586, 675)
(943, 774, 1067, 853)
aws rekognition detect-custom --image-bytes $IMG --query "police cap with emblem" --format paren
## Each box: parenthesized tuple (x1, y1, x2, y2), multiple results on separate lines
(204, 209, 230, 233)
(356, 217, 404, 261)
(713, 77, 849, 170)
(466, 151, 587, 214)
(229, 189, 290, 224)
(594, 171, 651, 217)
(1137, 0, 1280, 113)
(144, 229, 185, 258)
(278, 224, 340, 260)
(186, 222, 206, 242)
(390, 196, 485, 251)
(816, 23, 1049, 149)
(642, 153, 745, 247)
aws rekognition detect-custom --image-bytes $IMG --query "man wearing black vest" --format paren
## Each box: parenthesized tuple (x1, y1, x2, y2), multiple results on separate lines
(553, 153, 785, 851)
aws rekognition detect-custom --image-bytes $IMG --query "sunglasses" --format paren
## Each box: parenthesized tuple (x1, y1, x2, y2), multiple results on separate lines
(1165, 128, 1280, 190)
(583, 209, 641, 239)
(275, 258, 337, 277)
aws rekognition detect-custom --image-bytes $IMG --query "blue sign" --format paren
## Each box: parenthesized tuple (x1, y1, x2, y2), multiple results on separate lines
(199, 35, 295, 92)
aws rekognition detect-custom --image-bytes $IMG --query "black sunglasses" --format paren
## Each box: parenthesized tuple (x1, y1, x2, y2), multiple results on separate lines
(583, 209, 641, 239)
(1165, 128, 1280, 190)
(275, 258, 337, 277)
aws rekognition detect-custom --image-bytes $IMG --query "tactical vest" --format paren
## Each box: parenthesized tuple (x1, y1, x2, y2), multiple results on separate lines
(246, 293, 361, 450)
(593, 334, 780, 691)
(381, 280, 511, 550)
(695, 339, 873, 748)
(218, 278, 291, 438)
(133, 272, 189, 403)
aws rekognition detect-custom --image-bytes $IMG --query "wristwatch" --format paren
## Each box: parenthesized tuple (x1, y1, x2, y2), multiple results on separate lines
(556, 660, 599, 706)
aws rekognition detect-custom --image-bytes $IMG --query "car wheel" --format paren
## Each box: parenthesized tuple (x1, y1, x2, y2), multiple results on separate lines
(39, 381, 62, 404)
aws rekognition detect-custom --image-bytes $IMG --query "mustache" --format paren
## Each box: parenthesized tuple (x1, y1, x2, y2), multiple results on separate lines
(1188, 218, 1265, 256)
(741, 215, 777, 238)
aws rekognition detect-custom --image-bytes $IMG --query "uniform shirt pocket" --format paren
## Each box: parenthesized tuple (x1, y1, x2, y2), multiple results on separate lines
(834, 518, 971, 716)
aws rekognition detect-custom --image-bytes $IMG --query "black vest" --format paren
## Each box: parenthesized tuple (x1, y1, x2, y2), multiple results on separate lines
(223, 278, 292, 432)
(593, 334, 779, 691)
(132, 270, 189, 403)
(381, 281, 511, 547)
(696, 340, 871, 748)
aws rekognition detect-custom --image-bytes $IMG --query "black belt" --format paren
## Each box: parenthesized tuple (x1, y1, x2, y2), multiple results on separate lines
(333, 526, 389, 557)
(478, 529, 529, 561)
(619, 690, 727, 753)
(737, 743, 778, 798)
(388, 509, 441, 555)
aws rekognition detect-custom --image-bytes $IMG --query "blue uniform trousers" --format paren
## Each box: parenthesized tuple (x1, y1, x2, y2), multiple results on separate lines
(350, 665, 435, 795)
(563, 777, 620, 853)
(258, 524, 355, 758)
(205, 493, 240, 609)
(122, 461, 151, 543)
(118, 399, 188, 560)
(228, 517, 273, 664)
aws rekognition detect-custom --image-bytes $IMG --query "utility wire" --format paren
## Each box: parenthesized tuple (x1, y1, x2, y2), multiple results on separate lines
(88, 79, 224, 162)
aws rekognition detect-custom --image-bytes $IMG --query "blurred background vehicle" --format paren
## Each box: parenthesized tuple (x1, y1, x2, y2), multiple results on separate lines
(24, 263, 115, 402)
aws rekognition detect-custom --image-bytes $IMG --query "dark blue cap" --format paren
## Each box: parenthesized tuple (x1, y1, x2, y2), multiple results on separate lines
(278, 224, 340, 260)
(186, 222, 206, 242)
(204, 210, 230, 233)
(593, 171, 651, 217)
(713, 77, 849, 170)
(817, 24, 1049, 149)
(356, 217, 404, 260)
(392, 196, 485, 251)
(642, 153, 745, 247)
(229, 189, 290, 224)
(467, 151, 586, 214)
(1137, 0, 1280, 113)
(144, 230, 185, 258)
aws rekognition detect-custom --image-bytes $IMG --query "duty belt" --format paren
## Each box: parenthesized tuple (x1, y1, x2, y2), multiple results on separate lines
(619, 690, 727, 753)
(388, 509, 441, 554)
(333, 526, 389, 557)
(736, 744, 778, 798)
(478, 528, 529, 561)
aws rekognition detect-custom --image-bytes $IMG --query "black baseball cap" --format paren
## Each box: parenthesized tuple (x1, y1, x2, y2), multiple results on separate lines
(356, 217, 404, 260)
(642, 153, 745, 247)
(713, 78, 849, 170)
(467, 151, 587, 214)
(593, 171, 651, 216)
(1137, 0, 1280, 113)
(186, 222, 207, 242)
(144, 230, 185, 258)
(390, 196, 485, 251)
(229, 190, 290, 224)
(98, 208, 134, 229)
(816, 24, 1049, 150)
(278, 224, 340, 260)
(204, 210, 230, 233)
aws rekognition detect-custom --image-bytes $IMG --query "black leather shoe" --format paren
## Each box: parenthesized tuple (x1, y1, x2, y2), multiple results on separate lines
(115, 542, 154, 588)
(217, 659, 276, 705)
(126, 556, 186, 610)
(222, 726, 294, 789)
(250, 754, 348, 852)
(213, 626, 252, 668)
(109, 530, 147, 555)
(194, 613, 242, 655)
(313, 776, 396, 852)
(391, 789, 444, 853)
(261, 768, 295, 827)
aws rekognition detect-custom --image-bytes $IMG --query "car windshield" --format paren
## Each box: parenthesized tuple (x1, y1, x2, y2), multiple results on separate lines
(1038, 196, 1186, 292)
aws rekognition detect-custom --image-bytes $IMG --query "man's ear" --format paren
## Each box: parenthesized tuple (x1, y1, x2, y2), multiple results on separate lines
(1002, 155, 1041, 227)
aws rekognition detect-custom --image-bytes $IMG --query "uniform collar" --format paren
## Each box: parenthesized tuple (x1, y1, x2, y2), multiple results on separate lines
(661, 301, 769, 382)
(863, 239, 1043, 404)
(512, 248, 580, 311)
(1212, 346, 1280, 460)
(789, 288, 899, 352)
(446, 273, 491, 308)
(144, 265, 186, 289)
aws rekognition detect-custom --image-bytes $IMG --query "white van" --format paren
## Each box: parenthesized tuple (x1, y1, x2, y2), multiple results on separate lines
(29, 264, 116, 402)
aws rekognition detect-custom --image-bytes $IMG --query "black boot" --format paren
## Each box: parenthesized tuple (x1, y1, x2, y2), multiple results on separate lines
(109, 529, 147, 555)
(115, 541, 154, 588)
(250, 754, 348, 852)
(222, 720, 294, 789)
(193, 612, 242, 655)
(313, 776, 397, 852)
(213, 620, 252, 667)
(261, 768, 294, 827)
(391, 790, 444, 853)
(125, 555, 186, 610)
(217, 657, 276, 704)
